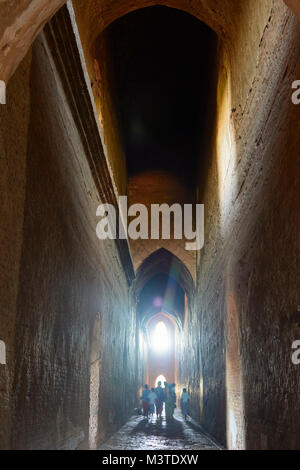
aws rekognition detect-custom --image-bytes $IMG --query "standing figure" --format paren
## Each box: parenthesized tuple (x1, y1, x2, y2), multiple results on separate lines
(148, 388, 157, 417)
(141, 385, 150, 419)
(155, 381, 164, 419)
(180, 388, 190, 421)
(165, 385, 175, 420)
(171, 383, 176, 406)
(163, 381, 168, 404)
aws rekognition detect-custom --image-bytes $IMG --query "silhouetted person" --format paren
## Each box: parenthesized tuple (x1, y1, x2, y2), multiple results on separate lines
(163, 381, 168, 403)
(165, 384, 175, 420)
(141, 385, 150, 418)
(148, 388, 157, 417)
(181, 388, 190, 421)
(155, 381, 164, 419)
(171, 383, 176, 405)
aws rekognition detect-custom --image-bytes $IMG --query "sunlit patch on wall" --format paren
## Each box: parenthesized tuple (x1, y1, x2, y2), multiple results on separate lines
(0, 340, 6, 365)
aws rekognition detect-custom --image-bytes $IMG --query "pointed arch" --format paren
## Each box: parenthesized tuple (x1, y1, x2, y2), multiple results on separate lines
(134, 248, 194, 299)
(132, 248, 194, 329)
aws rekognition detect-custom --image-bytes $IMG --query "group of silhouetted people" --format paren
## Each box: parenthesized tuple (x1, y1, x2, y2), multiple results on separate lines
(141, 381, 190, 421)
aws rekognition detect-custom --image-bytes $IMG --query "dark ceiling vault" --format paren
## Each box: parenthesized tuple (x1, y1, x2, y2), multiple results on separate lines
(107, 6, 218, 187)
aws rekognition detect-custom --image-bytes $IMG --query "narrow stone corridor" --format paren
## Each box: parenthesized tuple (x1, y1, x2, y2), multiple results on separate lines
(0, 0, 300, 452)
(99, 410, 222, 451)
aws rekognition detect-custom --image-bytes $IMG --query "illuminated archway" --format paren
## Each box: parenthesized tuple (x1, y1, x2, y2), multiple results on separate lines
(155, 375, 167, 387)
(151, 321, 170, 353)
(146, 313, 176, 388)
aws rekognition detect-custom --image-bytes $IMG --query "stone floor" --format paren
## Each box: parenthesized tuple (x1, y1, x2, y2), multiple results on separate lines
(99, 409, 223, 450)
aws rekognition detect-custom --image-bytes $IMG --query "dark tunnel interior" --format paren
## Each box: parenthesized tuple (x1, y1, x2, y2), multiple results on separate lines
(106, 6, 218, 187)
(1, 0, 300, 452)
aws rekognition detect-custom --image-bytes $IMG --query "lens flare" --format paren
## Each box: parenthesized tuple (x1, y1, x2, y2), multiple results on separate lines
(153, 296, 163, 308)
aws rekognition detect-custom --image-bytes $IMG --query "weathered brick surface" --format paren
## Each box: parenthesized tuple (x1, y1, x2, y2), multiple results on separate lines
(179, 2, 300, 450)
(7, 35, 142, 449)
(0, 52, 32, 450)
(1, 0, 300, 451)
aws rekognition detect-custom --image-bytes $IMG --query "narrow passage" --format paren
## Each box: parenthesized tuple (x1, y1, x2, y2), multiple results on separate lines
(99, 410, 223, 450)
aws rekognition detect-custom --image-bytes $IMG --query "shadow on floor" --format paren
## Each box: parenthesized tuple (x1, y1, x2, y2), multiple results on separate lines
(131, 417, 185, 440)
(184, 417, 223, 449)
(185, 419, 203, 433)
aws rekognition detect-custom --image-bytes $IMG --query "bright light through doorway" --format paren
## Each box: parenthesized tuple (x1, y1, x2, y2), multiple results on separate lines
(151, 321, 170, 352)
(155, 375, 167, 387)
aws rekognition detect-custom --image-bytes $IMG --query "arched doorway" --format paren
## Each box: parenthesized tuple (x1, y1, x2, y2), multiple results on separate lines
(155, 375, 167, 388)
(133, 249, 194, 410)
(146, 313, 176, 388)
